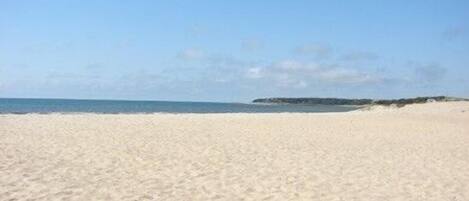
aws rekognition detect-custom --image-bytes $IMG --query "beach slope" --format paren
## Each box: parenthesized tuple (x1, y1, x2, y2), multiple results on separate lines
(1, 102, 469, 200)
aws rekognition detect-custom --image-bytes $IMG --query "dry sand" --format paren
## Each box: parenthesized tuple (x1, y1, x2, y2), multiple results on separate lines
(1, 102, 469, 201)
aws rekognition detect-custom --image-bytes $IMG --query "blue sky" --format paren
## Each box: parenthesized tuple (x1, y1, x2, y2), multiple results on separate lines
(1, 0, 468, 102)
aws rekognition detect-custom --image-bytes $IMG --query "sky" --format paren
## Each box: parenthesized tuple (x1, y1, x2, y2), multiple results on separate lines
(1, 0, 468, 102)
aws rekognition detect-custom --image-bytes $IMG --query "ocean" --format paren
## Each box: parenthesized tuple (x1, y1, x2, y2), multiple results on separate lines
(0, 98, 359, 114)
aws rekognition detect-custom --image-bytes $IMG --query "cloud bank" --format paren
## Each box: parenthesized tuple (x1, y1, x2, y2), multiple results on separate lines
(245, 60, 379, 88)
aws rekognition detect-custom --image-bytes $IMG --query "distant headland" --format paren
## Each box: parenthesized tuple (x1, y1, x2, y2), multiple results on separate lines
(252, 96, 469, 106)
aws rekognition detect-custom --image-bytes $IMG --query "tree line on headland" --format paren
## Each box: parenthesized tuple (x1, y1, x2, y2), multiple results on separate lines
(252, 96, 468, 106)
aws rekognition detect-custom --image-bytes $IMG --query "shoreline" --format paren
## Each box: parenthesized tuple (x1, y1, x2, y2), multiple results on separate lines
(1, 101, 465, 115)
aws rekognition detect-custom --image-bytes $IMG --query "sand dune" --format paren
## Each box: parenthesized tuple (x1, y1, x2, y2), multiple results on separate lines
(1, 102, 469, 200)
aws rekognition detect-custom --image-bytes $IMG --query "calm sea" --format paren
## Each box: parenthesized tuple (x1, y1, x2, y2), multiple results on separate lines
(0, 98, 358, 114)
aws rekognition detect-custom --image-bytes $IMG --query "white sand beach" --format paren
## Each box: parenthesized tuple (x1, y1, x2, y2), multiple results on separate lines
(1, 102, 469, 201)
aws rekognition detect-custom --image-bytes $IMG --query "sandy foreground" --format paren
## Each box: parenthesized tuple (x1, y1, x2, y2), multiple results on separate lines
(1, 102, 469, 201)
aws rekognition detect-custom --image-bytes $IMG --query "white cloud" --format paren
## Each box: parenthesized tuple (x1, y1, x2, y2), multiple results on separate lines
(293, 44, 331, 59)
(341, 50, 378, 61)
(275, 60, 317, 71)
(214, 78, 229, 83)
(245, 67, 264, 79)
(275, 76, 308, 88)
(295, 80, 308, 88)
(187, 25, 205, 37)
(318, 68, 376, 83)
(177, 48, 205, 61)
(442, 25, 467, 40)
(241, 39, 263, 51)
(85, 62, 104, 70)
(415, 63, 447, 82)
(244, 60, 380, 87)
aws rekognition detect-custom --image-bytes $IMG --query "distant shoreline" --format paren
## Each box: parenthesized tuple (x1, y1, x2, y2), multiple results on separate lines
(252, 96, 469, 107)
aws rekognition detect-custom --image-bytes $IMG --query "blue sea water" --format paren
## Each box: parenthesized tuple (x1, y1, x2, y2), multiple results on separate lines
(0, 98, 359, 114)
